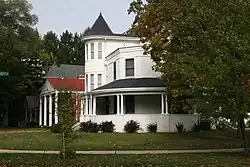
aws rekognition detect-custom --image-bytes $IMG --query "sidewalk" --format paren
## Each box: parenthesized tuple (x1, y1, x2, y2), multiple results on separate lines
(0, 148, 244, 155)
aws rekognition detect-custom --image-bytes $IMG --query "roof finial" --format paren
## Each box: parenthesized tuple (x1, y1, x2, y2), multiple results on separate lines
(99, 12, 102, 16)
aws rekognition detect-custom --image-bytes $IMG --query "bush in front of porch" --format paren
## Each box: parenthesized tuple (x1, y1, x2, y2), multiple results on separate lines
(124, 120, 140, 133)
(80, 121, 115, 133)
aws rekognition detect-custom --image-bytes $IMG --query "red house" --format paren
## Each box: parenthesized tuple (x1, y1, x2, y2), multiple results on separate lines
(39, 64, 85, 126)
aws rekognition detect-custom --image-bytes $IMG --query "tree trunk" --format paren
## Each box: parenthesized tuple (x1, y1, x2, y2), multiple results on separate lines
(239, 117, 249, 154)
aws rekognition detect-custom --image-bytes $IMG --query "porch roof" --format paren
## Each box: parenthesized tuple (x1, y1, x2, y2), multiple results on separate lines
(96, 78, 166, 90)
(88, 78, 166, 95)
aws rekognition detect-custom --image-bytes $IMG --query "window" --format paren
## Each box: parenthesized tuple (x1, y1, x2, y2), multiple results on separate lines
(113, 62, 116, 80)
(97, 74, 102, 87)
(98, 43, 102, 59)
(125, 59, 134, 76)
(85, 44, 88, 60)
(91, 43, 94, 59)
(86, 74, 88, 92)
(90, 74, 94, 90)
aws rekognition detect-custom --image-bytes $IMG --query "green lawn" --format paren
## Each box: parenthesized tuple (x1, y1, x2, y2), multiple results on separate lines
(0, 153, 249, 167)
(0, 130, 248, 151)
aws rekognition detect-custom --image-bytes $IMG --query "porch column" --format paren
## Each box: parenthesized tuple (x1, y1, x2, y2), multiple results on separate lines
(84, 96, 89, 115)
(80, 97, 84, 116)
(89, 95, 93, 115)
(161, 94, 164, 115)
(39, 96, 42, 126)
(43, 95, 47, 126)
(120, 94, 124, 115)
(165, 94, 169, 114)
(93, 97, 96, 115)
(54, 91, 59, 124)
(117, 95, 120, 115)
(49, 94, 53, 126)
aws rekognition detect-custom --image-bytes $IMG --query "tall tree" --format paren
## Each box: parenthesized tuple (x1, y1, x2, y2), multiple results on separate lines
(0, 0, 45, 126)
(129, 0, 250, 153)
(42, 31, 59, 66)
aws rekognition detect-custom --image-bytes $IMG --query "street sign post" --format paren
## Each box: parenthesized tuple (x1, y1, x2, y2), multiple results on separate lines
(0, 72, 9, 76)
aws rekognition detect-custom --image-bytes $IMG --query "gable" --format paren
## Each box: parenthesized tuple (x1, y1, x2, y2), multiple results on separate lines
(40, 80, 55, 95)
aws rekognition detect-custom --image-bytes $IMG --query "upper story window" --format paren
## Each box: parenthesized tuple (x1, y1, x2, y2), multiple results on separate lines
(98, 43, 102, 59)
(90, 74, 94, 90)
(97, 74, 102, 87)
(125, 58, 134, 77)
(85, 74, 88, 92)
(85, 44, 88, 60)
(113, 62, 116, 80)
(91, 43, 94, 59)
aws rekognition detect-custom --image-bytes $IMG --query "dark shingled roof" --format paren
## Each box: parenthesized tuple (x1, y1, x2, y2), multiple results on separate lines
(85, 13, 136, 37)
(45, 64, 85, 79)
(94, 78, 166, 91)
(86, 13, 113, 36)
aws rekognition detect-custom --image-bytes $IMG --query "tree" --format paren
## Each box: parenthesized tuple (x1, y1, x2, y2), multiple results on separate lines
(129, 0, 250, 153)
(58, 92, 76, 159)
(42, 31, 60, 66)
(0, 0, 46, 126)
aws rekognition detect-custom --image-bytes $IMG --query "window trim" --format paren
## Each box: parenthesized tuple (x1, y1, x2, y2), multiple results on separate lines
(125, 58, 134, 77)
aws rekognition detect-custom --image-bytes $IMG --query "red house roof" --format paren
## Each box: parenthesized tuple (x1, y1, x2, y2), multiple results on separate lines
(48, 78, 84, 91)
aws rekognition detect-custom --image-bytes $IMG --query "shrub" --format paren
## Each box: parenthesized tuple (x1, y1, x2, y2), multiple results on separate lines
(199, 119, 211, 131)
(147, 123, 157, 133)
(124, 120, 140, 133)
(192, 123, 201, 132)
(176, 122, 185, 132)
(18, 121, 39, 128)
(51, 123, 61, 133)
(80, 121, 100, 133)
(100, 121, 115, 133)
(89, 122, 100, 133)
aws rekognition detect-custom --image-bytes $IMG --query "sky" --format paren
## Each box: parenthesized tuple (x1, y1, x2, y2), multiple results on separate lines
(27, 0, 135, 35)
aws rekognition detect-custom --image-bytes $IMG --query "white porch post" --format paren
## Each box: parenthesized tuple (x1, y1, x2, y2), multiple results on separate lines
(39, 96, 42, 126)
(54, 91, 59, 124)
(117, 95, 120, 115)
(161, 94, 164, 115)
(120, 94, 124, 115)
(165, 94, 169, 114)
(49, 94, 53, 126)
(80, 97, 84, 116)
(93, 97, 96, 115)
(43, 95, 47, 126)
(89, 95, 93, 115)
(85, 96, 89, 115)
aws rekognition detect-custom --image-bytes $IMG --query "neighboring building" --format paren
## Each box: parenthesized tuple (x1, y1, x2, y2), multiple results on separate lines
(82, 13, 198, 132)
(24, 96, 39, 123)
(39, 64, 85, 126)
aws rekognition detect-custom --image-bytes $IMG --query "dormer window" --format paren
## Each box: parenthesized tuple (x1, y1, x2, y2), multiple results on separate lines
(91, 43, 94, 59)
(98, 43, 102, 59)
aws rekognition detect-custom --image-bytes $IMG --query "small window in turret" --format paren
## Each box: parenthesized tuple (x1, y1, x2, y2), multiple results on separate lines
(98, 43, 102, 59)
(91, 43, 94, 59)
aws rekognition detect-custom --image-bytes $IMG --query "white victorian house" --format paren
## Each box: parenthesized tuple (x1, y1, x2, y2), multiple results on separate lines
(81, 13, 199, 132)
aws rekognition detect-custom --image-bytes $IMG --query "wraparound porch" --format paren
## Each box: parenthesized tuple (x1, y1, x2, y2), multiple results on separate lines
(81, 114, 199, 132)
